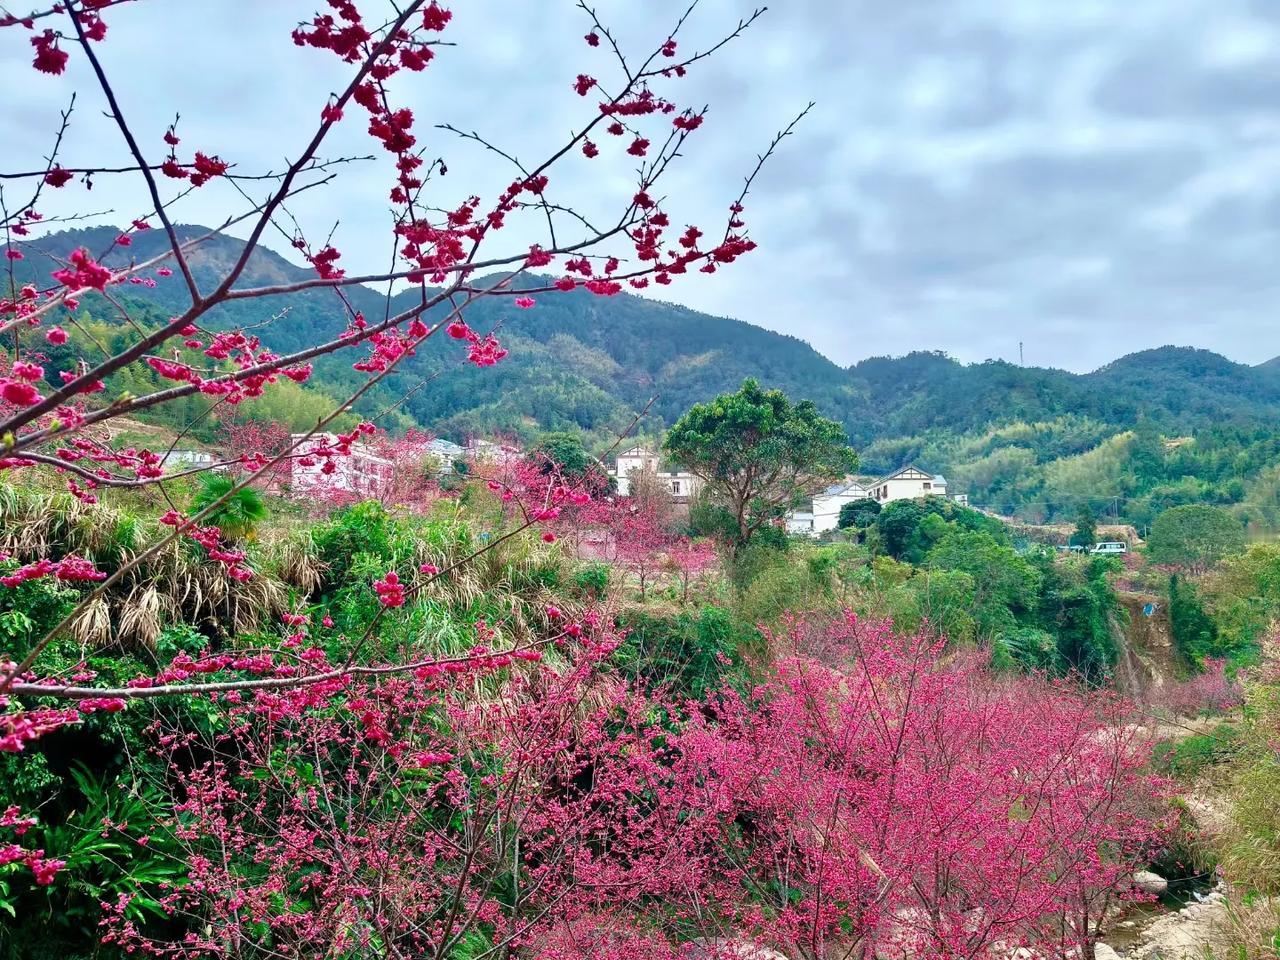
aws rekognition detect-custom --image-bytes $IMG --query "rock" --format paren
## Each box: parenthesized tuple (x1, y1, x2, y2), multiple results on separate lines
(1094, 943, 1122, 960)
(1132, 870, 1168, 895)
(1119, 920, 1137, 929)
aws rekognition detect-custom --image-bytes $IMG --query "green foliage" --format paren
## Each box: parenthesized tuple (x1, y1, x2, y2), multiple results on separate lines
(571, 563, 611, 601)
(664, 379, 856, 549)
(1, 767, 184, 960)
(926, 530, 1041, 635)
(1034, 554, 1121, 682)
(612, 607, 757, 699)
(1070, 504, 1097, 548)
(531, 432, 592, 477)
(872, 497, 1008, 565)
(837, 497, 880, 530)
(1223, 670, 1280, 895)
(882, 569, 978, 643)
(1200, 543, 1280, 658)
(990, 626, 1060, 673)
(1152, 725, 1241, 782)
(1148, 505, 1246, 570)
(190, 472, 268, 542)
(1168, 574, 1229, 668)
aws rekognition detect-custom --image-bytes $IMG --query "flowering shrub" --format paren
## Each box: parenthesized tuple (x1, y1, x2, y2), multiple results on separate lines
(1150, 658, 1244, 718)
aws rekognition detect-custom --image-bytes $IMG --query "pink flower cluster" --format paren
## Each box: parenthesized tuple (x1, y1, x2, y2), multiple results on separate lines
(0, 554, 107, 588)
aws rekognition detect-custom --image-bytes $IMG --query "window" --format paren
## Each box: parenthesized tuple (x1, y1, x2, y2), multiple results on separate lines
(923, 482, 931, 490)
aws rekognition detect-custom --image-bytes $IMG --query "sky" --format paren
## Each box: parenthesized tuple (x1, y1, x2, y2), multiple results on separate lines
(4, 0, 1280, 372)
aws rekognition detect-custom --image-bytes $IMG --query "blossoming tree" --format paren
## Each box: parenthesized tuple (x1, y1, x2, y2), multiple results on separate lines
(0, 0, 804, 788)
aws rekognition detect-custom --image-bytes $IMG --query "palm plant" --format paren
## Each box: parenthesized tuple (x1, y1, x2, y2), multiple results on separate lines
(190, 472, 268, 543)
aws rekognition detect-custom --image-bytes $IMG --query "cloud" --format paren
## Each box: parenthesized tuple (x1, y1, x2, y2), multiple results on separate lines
(4, 0, 1280, 372)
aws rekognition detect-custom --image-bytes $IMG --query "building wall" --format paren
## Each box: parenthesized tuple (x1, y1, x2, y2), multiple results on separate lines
(812, 486, 870, 534)
(290, 434, 393, 498)
(874, 476, 944, 503)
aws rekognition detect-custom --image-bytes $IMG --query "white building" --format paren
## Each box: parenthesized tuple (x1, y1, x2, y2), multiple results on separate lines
(612, 445, 701, 500)
(425, 438, 464, 473)
(464, 438, 521, 465)
(787, 464, 964, 537)
(161, 449, 218, 472)
(871, 466, 947, 504)
(290, 432, 394, 499)
(786, 510, 815, 536)
(811, 478, 872, 535)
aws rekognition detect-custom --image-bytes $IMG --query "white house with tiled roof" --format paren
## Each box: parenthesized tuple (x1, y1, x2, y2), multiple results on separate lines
(787, 465, 959, 537)
(811, 478, 873, 534)
(871, 466, 947, 504)
(613, 446, 701, 500)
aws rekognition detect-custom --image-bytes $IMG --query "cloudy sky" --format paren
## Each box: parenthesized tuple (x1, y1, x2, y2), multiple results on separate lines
(5, 0, 1280, 372)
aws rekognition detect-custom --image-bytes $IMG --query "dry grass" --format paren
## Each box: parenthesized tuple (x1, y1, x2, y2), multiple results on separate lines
(0, 483, 289, 650)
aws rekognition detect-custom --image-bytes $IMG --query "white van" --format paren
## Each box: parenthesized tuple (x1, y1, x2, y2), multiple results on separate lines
(1089, 541, 1127, 555)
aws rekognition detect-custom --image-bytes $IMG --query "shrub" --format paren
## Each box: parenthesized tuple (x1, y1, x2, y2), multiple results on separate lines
(613, 606, 756, 699)
(1152, 725, 1241, 781)
(571, 562, 611, 600)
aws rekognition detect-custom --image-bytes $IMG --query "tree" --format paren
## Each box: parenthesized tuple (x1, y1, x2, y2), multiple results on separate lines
(1148, 504, 1246, 572)
(837, 496, 880, 530)
(624, 463, 677, 530)
(663, 379, 856, 551)
(530, 431, 612, 497)
(1071, 503, 1098, 548)
(664, 537, 719, 602)
(926, 528, 1042, 637)
(683, 613, 1169, 960)
(1168, 573, 1222, 668)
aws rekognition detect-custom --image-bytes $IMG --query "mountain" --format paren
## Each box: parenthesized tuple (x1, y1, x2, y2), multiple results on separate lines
(19, 225, 852, 439)
(21, 226, 1280, 529)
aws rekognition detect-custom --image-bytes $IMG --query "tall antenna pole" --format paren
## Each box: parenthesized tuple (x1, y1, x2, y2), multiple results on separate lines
(1019, 341, 1024, 366)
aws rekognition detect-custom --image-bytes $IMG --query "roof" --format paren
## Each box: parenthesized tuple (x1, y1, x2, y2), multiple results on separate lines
(617, 445, 657, 458)
(427, 438, 463, 456)
(877, 465, 938, 484)
(933, 475, 948, 485)
(818, 478, 871, 498)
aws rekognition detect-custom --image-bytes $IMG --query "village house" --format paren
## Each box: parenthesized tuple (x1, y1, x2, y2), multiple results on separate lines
(810, 478, 874, 534)
(787, 464, 960, 536)
(160, 449, 219, 472)
(612, 445, 701, 501)
(289, 432, 394, 499)
(425, 437, 464, 473)
(871, 465, 947, 502)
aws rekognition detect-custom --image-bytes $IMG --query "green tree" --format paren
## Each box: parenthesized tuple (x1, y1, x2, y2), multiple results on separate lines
(1148, 504, 1246, 572)
(191, 472, 268, 542)
(663, 379, 856, 551)
(1034, 554, 1121, 683)
(837, 497, 881, 530)
(1070, 504, 1098, 548)
(1168, 574, 1222, 668)
(927, 530, 1041, 637)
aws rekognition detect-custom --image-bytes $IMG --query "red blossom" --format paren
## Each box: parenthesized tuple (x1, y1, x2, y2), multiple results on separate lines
(31, 31, 68, 75)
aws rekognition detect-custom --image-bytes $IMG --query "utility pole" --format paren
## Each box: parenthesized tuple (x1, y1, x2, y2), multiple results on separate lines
(1019, 341, 1024, 366)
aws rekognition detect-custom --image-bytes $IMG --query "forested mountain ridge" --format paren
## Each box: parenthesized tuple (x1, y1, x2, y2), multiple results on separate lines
(21, 227, 1280, 528)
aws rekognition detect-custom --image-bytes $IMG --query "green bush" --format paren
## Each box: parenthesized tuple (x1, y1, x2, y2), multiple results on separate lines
(613, 607, 757, 699)
(1152, 724, 1241, 782)
(572, 563, 611, 600)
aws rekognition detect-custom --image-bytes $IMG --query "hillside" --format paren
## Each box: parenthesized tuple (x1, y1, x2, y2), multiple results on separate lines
(22, 227, 1280, 528)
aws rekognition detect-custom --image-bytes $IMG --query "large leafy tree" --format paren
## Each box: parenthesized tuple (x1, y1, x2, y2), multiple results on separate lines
(1148, 504, 1246, 572)
(664, 379, 856, 550)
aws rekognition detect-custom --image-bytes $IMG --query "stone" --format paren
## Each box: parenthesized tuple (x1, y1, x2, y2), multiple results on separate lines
(1132, 870, 1168, 895)
(1094, 943, 1123, 960)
